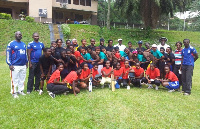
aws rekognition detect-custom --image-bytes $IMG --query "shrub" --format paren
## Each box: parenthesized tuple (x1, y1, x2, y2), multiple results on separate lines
(0, 13, 12, 20)
(25, 16, 34, 22)
(61, 24, 70, 38)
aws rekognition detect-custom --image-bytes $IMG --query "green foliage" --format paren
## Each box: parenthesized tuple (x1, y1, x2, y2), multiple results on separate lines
(0, 19, 50, 51)
(25, 16, 34, 22)
(0, 54, 200, 128)
(61, 24, 70, 39)
(0, 13, 12, 20)
(169, 17, 187, 31)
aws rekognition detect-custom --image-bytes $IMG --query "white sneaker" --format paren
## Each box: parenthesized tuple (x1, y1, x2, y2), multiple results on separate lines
(168, 89, 175, 92)
(147, 84, 153, 89)
(18, 91, 26, 95)
(39, 90, 43, 95)
(49, 92, 55, 98)
(183, 93, 190, 96)
(127, 85, 130, 90)
(27, 92, 30, 94)
(155, 86, 159, 90)
(12, 93, 19, 98)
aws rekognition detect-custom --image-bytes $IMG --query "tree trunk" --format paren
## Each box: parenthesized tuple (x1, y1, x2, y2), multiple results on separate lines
(107, 0, 111, 29)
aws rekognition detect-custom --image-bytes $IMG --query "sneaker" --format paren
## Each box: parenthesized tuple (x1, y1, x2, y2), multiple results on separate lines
(39, 90, 43, 95)
(127, 85, 130, 90)
(12, 93, 19, 98)
(49, 92, 55, 98)
(155, 86, 159, 90)
(63, 92, 68, 95)
(18, 91, 26, 95)
(34, 89, 40, 92)
(147, 84, 153, 89)
(168, 89, 175, 92)
(183, 93, 190, 96)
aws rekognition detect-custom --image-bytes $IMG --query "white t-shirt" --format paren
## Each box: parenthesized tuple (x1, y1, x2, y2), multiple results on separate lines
(157, 44, 170, 52)
(114, 43, 126, 51)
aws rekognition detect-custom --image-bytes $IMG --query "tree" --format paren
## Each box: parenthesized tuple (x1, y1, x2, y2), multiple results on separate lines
(107, 0, 111, 29)
(115, 0, 192, 29)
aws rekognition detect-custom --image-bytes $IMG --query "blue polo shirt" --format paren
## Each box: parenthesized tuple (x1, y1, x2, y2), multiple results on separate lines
(27, 41, 44, 63)
(181, 46, 197, 66)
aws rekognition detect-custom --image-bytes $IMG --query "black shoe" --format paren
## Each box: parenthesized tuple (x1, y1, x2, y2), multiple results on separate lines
(49, 92, 55, 98)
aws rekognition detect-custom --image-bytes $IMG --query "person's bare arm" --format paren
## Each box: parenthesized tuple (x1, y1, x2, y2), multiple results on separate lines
(194, 53, 199, 62)
(97, 59, 104, 65)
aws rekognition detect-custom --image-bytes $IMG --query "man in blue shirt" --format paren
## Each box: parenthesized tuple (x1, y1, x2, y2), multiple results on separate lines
(181, 39, 198, 95)
(6, 31, 28, 98)
(27, 33, 44, 94)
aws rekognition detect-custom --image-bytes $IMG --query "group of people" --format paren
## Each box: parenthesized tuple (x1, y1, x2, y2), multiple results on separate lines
(6, 31, 198, 98)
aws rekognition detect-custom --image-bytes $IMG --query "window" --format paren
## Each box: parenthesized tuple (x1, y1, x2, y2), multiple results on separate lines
(80, 0, 85, 6)
(73, 0, 79, 5)
(86, 0, 91, 6)
(75, 14, 83, 21)
(57, 0, 71, 4)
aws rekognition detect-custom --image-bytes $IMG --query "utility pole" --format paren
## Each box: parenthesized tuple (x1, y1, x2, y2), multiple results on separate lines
(107, 0, 111, 29)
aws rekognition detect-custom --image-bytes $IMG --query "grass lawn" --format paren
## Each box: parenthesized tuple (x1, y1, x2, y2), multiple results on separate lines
(0, 54, 200, 128)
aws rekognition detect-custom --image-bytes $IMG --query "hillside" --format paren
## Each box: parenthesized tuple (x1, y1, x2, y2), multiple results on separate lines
(0, 19, 200, 52)
(0, 19, 50, 51)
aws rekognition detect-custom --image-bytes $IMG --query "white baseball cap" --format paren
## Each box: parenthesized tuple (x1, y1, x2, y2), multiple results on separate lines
(152, 44, 157, 48)
(118, 39, 122, 41)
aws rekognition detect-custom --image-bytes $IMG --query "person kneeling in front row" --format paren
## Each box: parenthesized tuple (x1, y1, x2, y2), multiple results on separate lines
(161, 65, 179, 92)
(144, 63, 161, 90)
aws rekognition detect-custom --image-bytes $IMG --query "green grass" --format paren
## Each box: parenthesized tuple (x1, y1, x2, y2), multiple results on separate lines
(0, 19, 50, 51)
(0, 54, 200, 128)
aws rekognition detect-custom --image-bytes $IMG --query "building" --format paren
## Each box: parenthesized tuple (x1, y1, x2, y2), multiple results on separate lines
(0, 0, 98, 25)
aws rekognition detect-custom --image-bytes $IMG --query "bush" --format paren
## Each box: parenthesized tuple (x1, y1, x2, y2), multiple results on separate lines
(61, 24, 70, 38)
(25, 16, 34, 22)
(0, 13, 12, 20)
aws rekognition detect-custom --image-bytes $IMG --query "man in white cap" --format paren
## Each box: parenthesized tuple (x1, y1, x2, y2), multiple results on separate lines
(157, 37, 170, 52)
(114, 39, 126, 51)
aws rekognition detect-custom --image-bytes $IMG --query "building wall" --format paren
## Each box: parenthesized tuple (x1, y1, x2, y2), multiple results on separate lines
(29, 0, 53, 22)
(52, 0, 97, 13)
(0, 1, 28, 19)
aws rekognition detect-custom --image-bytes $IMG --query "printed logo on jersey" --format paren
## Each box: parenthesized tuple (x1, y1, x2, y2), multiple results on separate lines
(188, 50, 190, 53)
(19, 49, 25, 54)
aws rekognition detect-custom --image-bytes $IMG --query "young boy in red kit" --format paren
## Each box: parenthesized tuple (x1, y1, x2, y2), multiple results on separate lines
(122, 60, 133, 88)
(132, 62, 145, 88)
(114, 62, 123, 88)
(145, 63, 161, 90)
(161, 65, 179, 92)
(63, 67, 82, 95)
(92, 63, 100, 86)
(100, 60, 113, 88)
(79, 62, 92, 89)
(47, 63, 79, 98)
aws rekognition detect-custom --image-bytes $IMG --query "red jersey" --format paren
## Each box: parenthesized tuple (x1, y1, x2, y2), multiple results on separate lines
(115, 53, 121, 58)
(132, 67, 144, 77)
(101, 67, 112, 77)
(165, 71, 179, 82)
(114, 68, 123, 79)
(48, 70, 60, 84)
(122, 67, 131, 79)
(74, 51, 83, 64)
(79, 69, 91, 79)
(92, 68, 99, 78)
(63, 71, 78, 84)
(120, 61, 125, 68)
(146, 67, 160, 79)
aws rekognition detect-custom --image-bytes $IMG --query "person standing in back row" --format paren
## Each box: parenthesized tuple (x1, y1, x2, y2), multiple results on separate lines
(6, 31, 28, 98)
(181, 39, 198, 95)
(27, 33, 45, 94)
